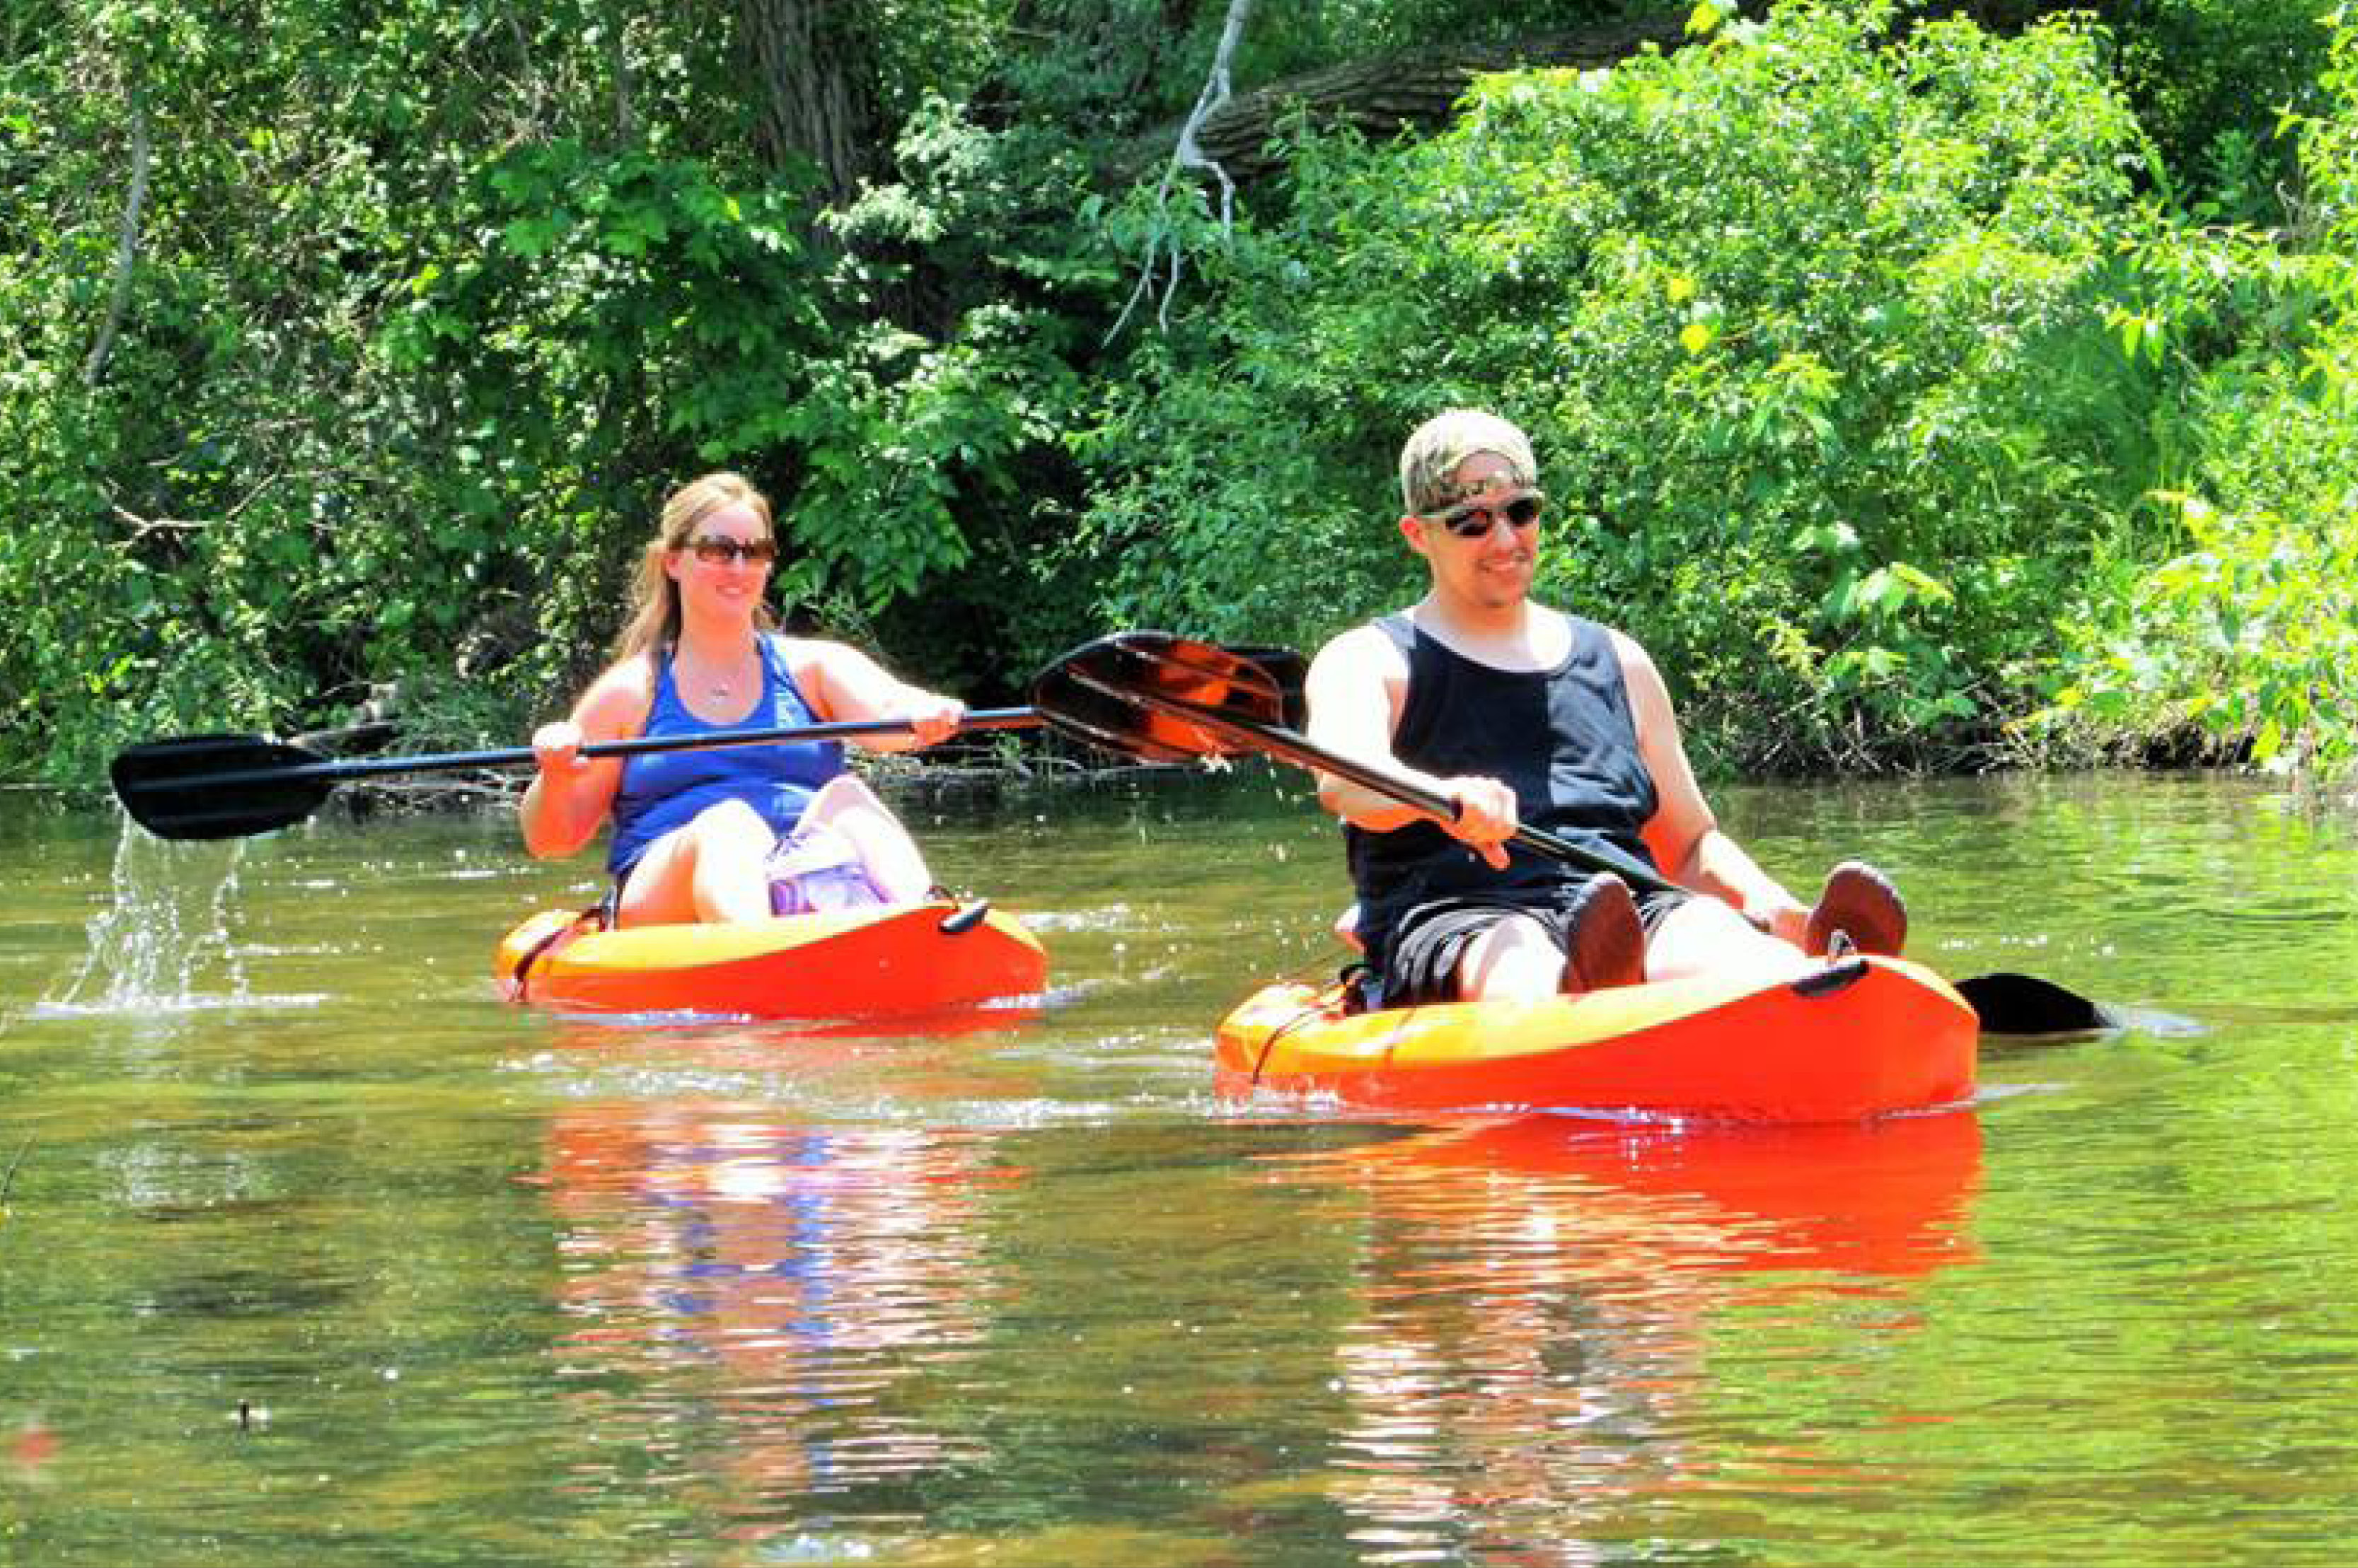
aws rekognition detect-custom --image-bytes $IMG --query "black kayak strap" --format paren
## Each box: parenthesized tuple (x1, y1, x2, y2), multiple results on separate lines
(511, 904, 606, 1004)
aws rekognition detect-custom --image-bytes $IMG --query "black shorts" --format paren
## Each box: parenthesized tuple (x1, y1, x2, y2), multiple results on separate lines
(1378, 884, 1690, 1008)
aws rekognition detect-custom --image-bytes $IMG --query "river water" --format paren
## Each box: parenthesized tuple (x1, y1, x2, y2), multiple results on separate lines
(3, 767, 2355, 1566)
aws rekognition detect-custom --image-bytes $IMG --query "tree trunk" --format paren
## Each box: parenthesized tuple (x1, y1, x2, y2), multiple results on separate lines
(738, 0, 881, 204)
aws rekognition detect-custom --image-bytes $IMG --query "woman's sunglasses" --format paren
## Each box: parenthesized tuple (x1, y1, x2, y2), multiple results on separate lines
(684, 535, 778, 567)
(1427, 492, 1543, 539)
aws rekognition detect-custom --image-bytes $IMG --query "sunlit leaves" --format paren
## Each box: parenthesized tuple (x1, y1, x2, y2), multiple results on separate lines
(2106, 305, 2170, 366)
(1073, 1, 2165, 771)
(2045, 10, 2358, 775)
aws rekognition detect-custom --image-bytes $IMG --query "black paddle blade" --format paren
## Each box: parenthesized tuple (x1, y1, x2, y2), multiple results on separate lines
(110, 733, 336, 840)
(1029, 632, 1304, 764)
(1953, 971, 2120, 1038)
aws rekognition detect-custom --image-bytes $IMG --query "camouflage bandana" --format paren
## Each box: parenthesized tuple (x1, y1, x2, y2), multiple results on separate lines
(1398, 410, 1540, 517)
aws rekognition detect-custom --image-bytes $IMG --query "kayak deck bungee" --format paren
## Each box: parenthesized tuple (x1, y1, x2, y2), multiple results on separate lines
(495, 901, 1046, 1021)
(1214, 955, 1978, 1123)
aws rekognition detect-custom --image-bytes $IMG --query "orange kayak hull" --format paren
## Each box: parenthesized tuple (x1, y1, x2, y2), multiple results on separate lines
(494, 902, 1046, 1021)
(1214, 956, 1977, 1123)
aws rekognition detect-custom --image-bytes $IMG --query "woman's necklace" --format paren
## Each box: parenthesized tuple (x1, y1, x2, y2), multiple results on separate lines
(685, 647, 756, 701)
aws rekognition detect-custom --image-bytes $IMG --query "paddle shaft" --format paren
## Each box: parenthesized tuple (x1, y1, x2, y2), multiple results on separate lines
(1090, 676, 1681, 895)
(176, 709, 1043, 791)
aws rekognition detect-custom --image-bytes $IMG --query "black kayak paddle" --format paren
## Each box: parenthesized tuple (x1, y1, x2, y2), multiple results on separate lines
(110, 710, 1047, 842)
(107, 638, 1314, 844)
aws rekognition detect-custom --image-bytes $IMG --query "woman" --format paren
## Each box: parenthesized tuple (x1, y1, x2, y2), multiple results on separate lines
(521, 472, 967, 927)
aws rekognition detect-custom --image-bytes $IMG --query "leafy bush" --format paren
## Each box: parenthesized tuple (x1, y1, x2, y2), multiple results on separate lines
(1072, 1, 2175, 770)
(2106, 0, 2333, 226)
(2052, 10, 2358, 774)
(0, 3, 1127, 778)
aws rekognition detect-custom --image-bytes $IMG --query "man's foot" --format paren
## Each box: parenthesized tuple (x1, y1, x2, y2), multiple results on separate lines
(1561, 873, 1646, 993)
(1804, 861, 1907, 958)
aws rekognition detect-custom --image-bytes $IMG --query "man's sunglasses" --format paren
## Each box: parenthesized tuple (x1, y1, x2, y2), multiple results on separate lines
(1426, 492, 1543, 539)
(684, 535, 778, 567)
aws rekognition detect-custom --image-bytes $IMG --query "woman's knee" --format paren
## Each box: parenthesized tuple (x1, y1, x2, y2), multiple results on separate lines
(803, 775, 886, 820)
(683, 796, 778, 856)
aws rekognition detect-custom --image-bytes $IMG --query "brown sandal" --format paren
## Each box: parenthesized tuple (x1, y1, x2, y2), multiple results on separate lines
(1803, 861, 1907, 957)
(1561, 873, 1646, 992)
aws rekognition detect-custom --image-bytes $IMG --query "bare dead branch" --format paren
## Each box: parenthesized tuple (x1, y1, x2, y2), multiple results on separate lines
(83, 82, 151, 390)
(114, 505, 205, 540)
(110, 472, 286, 541)
(1111, 14, 1692, 191)
(1106, 0, 1254, 344)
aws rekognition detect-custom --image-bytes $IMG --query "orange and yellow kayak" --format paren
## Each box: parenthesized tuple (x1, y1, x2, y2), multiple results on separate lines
(1214, 956, 1977, 1123)
(494, 902, 1046, 1022)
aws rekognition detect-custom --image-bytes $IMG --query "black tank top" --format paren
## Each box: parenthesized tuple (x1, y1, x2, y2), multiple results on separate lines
(1346, 611, 1663, 961)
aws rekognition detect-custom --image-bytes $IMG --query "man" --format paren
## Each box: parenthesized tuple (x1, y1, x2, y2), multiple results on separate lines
(1305, 409, 1905, 1006)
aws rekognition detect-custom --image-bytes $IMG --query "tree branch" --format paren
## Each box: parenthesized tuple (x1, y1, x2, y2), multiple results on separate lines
(611, 0, 635, 145)
(1113, 0, 2110, 188)
(1111, 14, 1689, 190)
(83, 81, 151, 390)
(1106, 0, 1254, 343)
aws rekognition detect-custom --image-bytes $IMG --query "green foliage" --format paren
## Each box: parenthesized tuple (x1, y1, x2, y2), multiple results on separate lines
(2061, 489, 2358, 773)
(2051, 8, 2358, 774)
(2106, 0, 2333, 226)
(787, 100, 1109, 632)
(0, 0, 1126, 779)
(386, 137, 835, 701)
(1074, 2, 2173, 769)
(0, 0, 442, 777)
(6, 0, 2358, 785)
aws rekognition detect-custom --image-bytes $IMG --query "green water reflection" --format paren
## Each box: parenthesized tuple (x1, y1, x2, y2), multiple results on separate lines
(2, 770, 2354, 1565)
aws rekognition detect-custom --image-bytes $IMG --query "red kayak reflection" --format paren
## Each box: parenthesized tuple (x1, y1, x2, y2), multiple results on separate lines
(1287, 1108, 1984, 1282)
(1261, 1110, 1982, 1559)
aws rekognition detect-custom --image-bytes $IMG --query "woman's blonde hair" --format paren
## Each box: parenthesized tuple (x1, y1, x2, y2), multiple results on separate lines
(613, 472, 779, 661)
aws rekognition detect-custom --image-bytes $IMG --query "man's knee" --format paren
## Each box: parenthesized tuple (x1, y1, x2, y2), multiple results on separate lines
(1457, 912, 1564, 1000)
(1651, 895, 1805, 982)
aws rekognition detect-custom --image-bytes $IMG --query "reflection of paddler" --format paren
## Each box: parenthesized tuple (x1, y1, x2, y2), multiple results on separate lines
(541, 1101, 1020, 1504)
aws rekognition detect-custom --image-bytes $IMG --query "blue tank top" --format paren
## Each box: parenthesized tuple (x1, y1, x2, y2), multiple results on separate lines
(606, 634, 845, 876)
(1345, 612, 1663, 963)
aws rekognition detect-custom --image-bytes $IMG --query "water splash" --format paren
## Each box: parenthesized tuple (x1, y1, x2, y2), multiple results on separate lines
(40, 815, 260, 1016)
